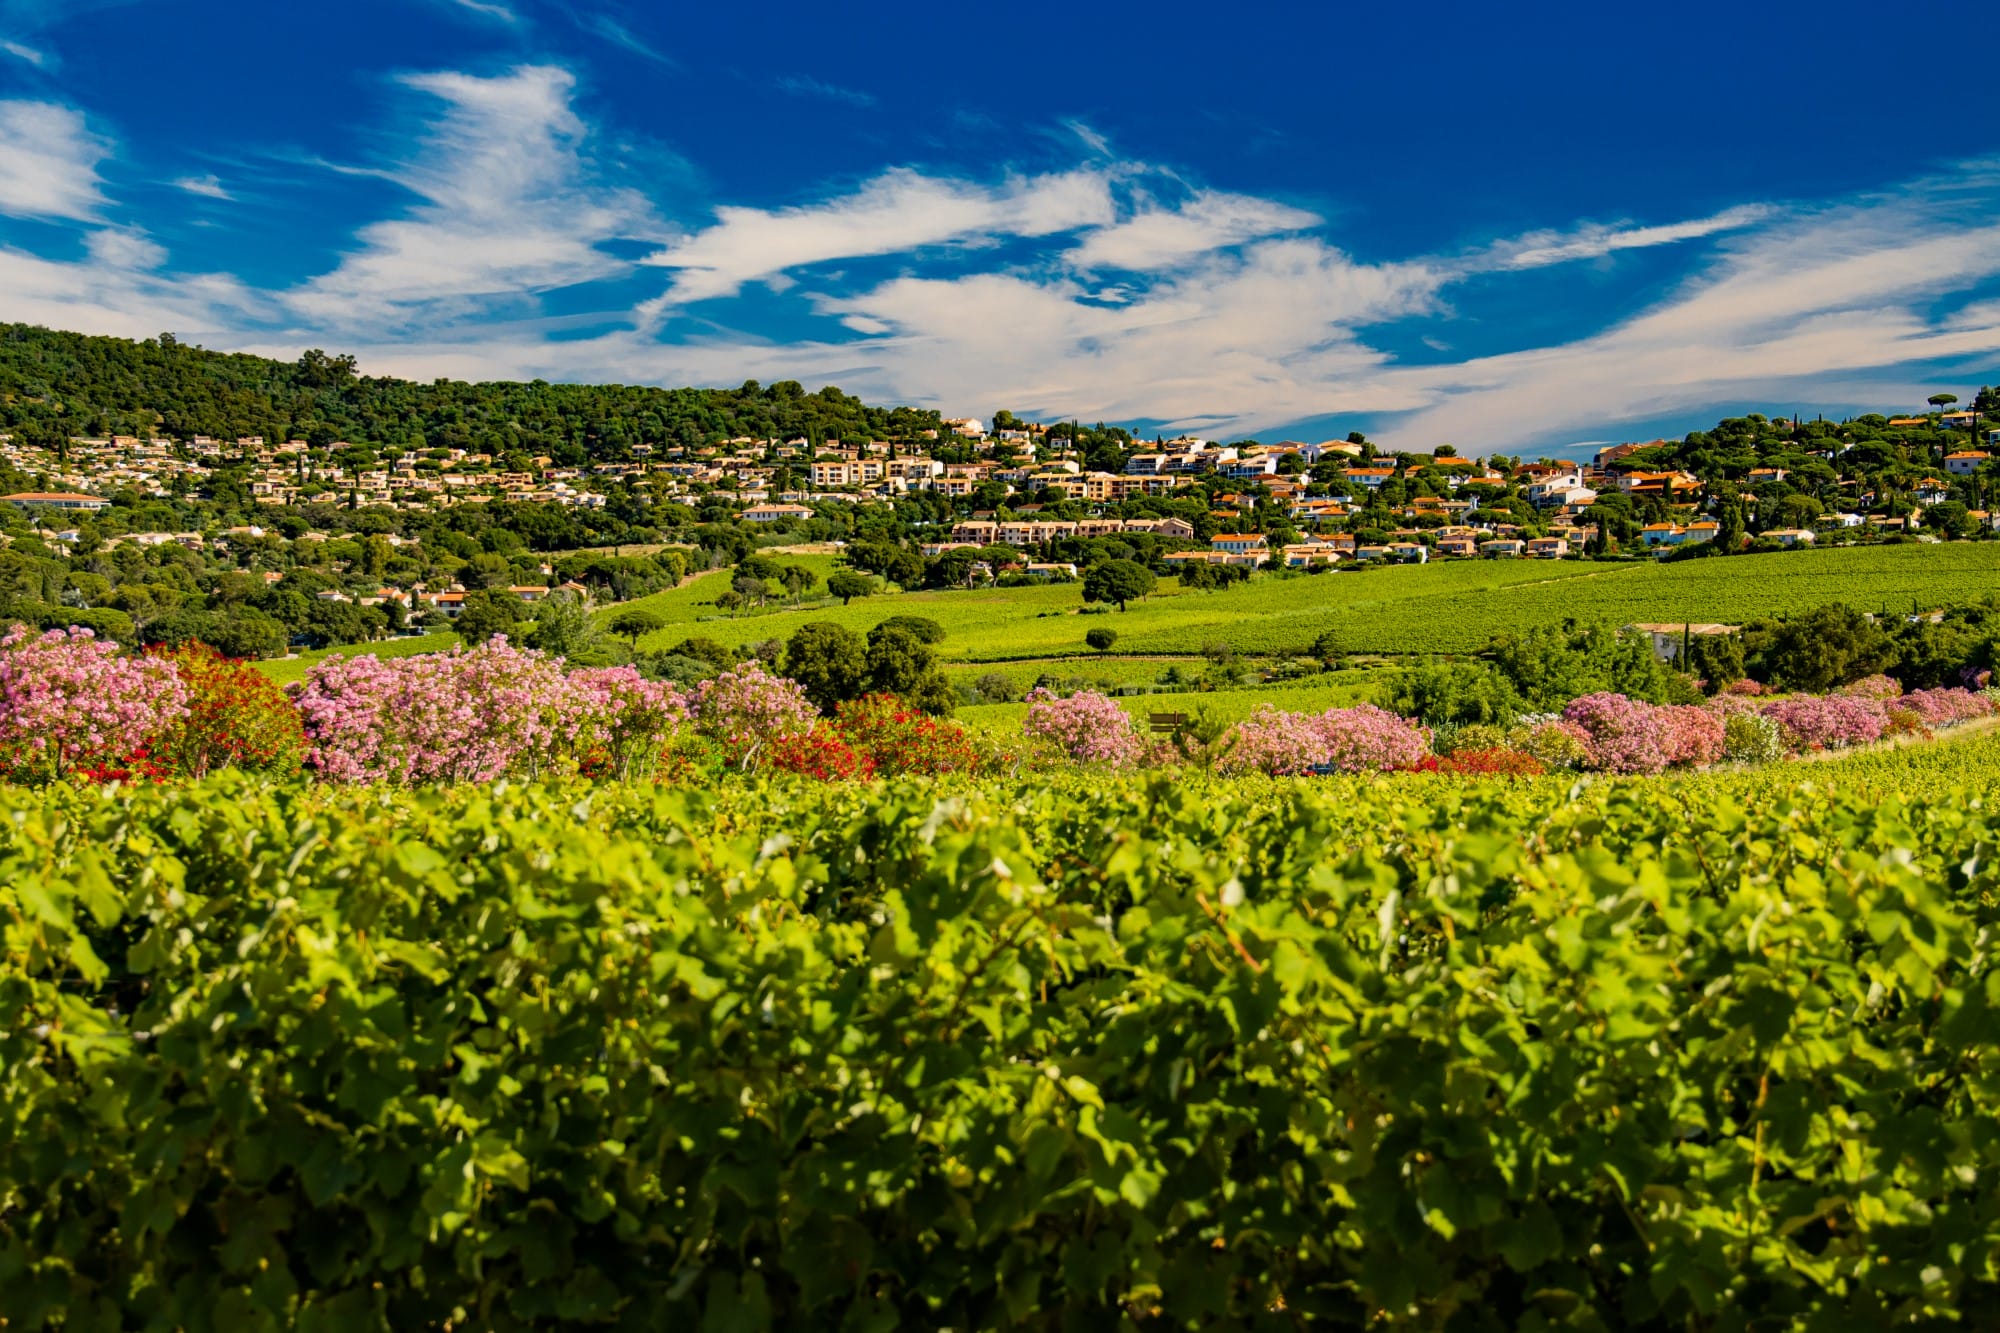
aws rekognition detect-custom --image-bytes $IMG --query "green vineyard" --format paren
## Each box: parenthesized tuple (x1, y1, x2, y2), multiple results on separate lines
(583, 543, 2000, 666)
(6, 732, 2000, 1329)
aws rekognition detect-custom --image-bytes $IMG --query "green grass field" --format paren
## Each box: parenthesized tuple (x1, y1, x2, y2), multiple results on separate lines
(601, 542, 2000, 663)
(257, 542, 2000, 683)
(253, 632, 459, 686)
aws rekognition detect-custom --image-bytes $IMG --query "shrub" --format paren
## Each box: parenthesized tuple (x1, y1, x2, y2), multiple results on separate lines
(766, 724, 875, 780)
(1561, 694, 1723, 774)
(0, 624, 188, 784)
(291, 637, 584, 784)
(1508, 718, 1593, 770)
(1760, 695, 1888, 751)
(1836, 674, 1903, 701)
(1721, 711, 1784, 764)
(970, 671, 1019, 703)
(1724, 678, 1766, 697)
(1439, 747, 1547, 776)
(1021, 688, 1145, 766)
(1439, 722, 1509, 756)
(835, 694, 981, 776)
(1219, 703, 1431, 776)
(1898, 687, 1997, 729)
(685, 662, 819, 769)
(568, 666, 689, 780)
(150, 642, 304, 779)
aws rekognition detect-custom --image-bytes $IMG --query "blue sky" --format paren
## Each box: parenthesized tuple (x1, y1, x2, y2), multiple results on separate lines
(1, 0, 1997, 453)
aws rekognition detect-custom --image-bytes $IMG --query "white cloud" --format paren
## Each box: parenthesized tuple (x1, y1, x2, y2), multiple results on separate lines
(2, 38, 44, 64)
(288, 65, 667, 332)
(642, 166, 1117, 304)
(171, 171, 231, 200)
(446, 0, 516, 21)
(774, 75, 874, 107)
(1384, 182, 2000, 446)
(791, 236, 1444, 426)
(582, 14, 671, 64)
(1068, 190, 1320, 271)
(1474, 204, 1771, 271)
(4, 67, 1995, 455)
(0, 99, 109, 221)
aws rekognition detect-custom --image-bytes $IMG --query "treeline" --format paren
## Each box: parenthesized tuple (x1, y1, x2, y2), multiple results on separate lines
(0, 323, 943, 460)
(1393, 599, 2000, 726)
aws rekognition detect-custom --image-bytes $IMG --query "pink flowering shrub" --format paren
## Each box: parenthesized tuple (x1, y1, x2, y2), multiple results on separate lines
(1898, 687, 1996, 728)
(1560, 693, 1723, 774)
(1724, 678, 1766, 697)
(1658, 704, 1727, 768)
(1837, 674, 1903, 701)
(1321, 703, 1433, 773)
(0, 624, 189, 783)
(1218, 703, 1430, 775)
(1022, 688, 1146, 767)
(1562, 693, 1672, 774)
(1216, 704, 1328, 775)
(685, 662, 818, 769)
(1760, 695, 1887, 752)
(569, 667, 690, 779)
(292, 637, 595, 783)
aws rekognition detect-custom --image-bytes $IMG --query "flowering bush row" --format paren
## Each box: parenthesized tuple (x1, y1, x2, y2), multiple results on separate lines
(1022, 688, 1148, 767)
(1219, 703, 1432, 776)
(0, 626, 188, 783)
(1014, 681, 2000, 779)
(6, 622, 1997, 789)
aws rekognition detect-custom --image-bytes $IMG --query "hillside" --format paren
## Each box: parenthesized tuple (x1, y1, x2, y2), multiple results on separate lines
(0, 322, 942, 462)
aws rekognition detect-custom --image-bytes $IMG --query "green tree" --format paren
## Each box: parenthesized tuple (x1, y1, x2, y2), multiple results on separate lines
(1085, 627, 1118, 652)
(827, 571, 874, 605)
(874, 615, 945, 644)
(1082, 559, 1156, 612)
(523, 593, 613, 663)
(782, 622, 868, 713)
(865, 624, 954, 715)
(609, 607, 665, 649)
(455, 589, 520, 645)
(1682, 632, 1746, 693)
(1752, 604, 1894, 693)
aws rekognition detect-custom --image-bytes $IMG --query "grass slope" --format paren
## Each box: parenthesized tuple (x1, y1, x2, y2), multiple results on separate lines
(252, 632, 459, 686)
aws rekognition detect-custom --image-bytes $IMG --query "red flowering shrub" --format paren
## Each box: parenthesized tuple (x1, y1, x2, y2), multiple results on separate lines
(74, 748, 173, 784)
(150, 643, 304, 779)
(766, 725, 876, 781)
(834, 694, 981, 776)
(1439, 747, 1548, 777)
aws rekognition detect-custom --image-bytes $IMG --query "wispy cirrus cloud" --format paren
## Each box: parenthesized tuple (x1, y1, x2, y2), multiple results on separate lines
(1387, 173, 2000, 445)
(773, 75, 875, 107)
(2, 60, 1997, 452)
(641, 166, 1118, 304)
(443, 0, 517, 22)
(1067, 190, 1321, 272)
(580, 13, 671, 64)
(0, 99, 110, 220)
(287, 64, 667, 332)
(1470, 203, 1773, 272)
(171, 172, 231, 200)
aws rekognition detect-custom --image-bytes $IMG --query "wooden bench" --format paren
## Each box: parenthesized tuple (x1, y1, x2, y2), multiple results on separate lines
(1147, 711, 1189, 735)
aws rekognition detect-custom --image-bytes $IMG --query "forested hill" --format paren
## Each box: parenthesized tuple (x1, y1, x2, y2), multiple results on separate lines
(0, 323, 943, 464)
